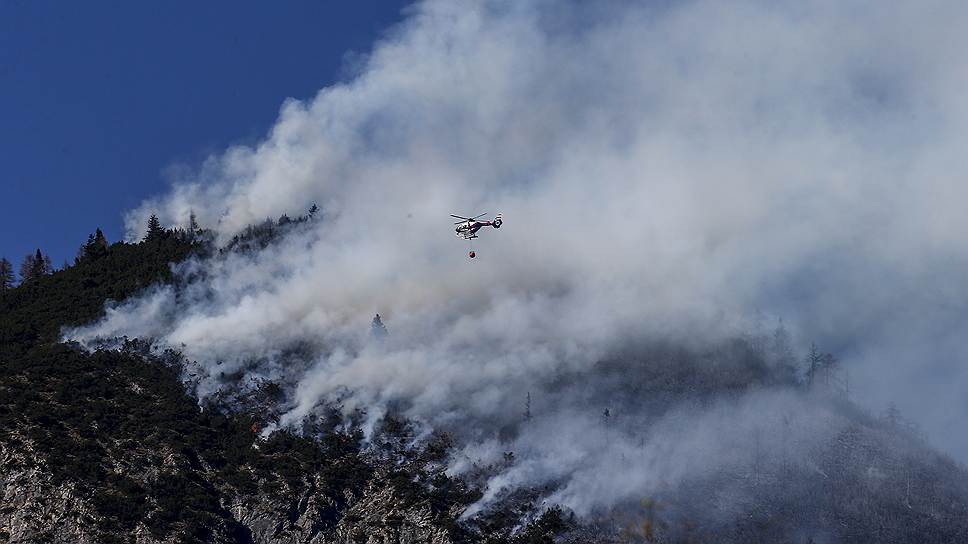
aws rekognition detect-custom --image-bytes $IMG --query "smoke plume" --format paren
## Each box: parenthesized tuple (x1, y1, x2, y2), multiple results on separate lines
(71, 0, 968, 519)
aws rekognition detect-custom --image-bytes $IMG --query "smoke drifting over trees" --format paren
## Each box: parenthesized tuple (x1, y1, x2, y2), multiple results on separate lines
(67, 0, 968, 537)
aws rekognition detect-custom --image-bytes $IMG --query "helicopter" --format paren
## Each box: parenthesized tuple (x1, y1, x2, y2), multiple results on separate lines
(451, 212, 503, 258)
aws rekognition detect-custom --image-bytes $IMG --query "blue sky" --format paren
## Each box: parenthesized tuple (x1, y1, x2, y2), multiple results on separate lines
(0, 0, 410, 270)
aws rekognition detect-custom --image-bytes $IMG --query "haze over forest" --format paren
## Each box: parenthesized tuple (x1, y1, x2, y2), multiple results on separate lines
(4, 1, 968, 542)
(82, 0, 968, 463)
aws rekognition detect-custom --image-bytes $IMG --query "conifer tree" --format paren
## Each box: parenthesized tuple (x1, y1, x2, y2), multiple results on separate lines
(0, 257, 13, 291)
(805, 343, 823, 385)
(79, 228, 109, 261)
(94, 228, 108, 250)
(145, 214, 163, 241)
(371, 313, 388, 338)
(39, 249, 52, 277)
(189, 210, 200, 233)
(20, 249, 52, 283)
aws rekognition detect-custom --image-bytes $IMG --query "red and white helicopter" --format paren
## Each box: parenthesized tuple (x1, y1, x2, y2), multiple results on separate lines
(451, 212, 503, 258)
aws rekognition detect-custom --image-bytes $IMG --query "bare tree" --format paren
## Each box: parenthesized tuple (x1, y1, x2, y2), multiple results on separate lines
(819, 352, 839, 386)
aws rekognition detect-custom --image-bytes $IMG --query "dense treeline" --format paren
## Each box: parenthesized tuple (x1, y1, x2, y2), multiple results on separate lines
(0, 225, 197, 358)
(3, 214, 967, 543)
(0, 217, 567, 543)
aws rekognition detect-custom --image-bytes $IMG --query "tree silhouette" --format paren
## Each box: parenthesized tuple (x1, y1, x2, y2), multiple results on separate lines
(20, 249, 52, 283)
(805, 343, 823, 385)
(371, 313, 388, 338)
(0, 257, 13, 291)
(819, 352, 839, 386)
(79, 228, 109, 261)
(145, 214, 163, 241)
(189, 211, 200, 234)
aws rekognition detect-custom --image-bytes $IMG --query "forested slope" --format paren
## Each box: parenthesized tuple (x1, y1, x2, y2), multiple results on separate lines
(1, 225, 967, 543)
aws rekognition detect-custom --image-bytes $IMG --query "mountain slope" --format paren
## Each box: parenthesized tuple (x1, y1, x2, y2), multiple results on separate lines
(0, 231, 567, 543)
(2, 229, 967, 543)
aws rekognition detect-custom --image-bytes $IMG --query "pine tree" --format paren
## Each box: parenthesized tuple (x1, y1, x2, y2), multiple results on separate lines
(41, 250, 53, 277)
(371, 313, 388, 338)
(79, 228, 109, 261)
(20, 249, 52, 283)
(94, 228, 108, 250)
(145, 214, 163, 241)
(602, 408, 611, 446)
(805, 343, 823, 385)
(0, 257, 14, 291)
(189, 210, 200, 234)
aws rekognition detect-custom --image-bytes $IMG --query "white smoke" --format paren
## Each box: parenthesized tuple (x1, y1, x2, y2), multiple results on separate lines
(71, 0, 968, 516)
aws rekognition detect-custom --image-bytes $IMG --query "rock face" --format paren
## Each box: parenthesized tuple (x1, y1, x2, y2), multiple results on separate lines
(331, 484, 452, 544)
(0, 426, 467, 544)
(226, 488, 332, 544)
(1, 438, 100, 544)
(221, 474, 457, 544)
